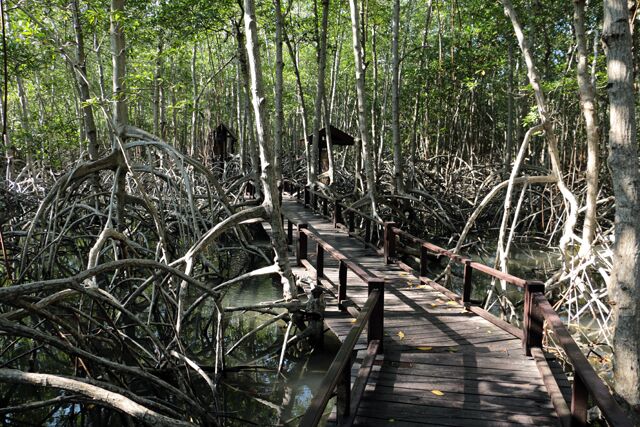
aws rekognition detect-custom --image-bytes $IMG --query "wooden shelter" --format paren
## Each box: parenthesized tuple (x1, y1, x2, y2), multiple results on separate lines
(212, 123, 237, 160)
(306, 125, 355, 173)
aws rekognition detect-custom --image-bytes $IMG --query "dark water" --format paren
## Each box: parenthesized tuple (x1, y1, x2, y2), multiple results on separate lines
(219, 278, 337, 426)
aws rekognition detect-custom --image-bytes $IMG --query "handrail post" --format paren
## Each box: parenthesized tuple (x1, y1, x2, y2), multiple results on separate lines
(462, 260, 473, 309)
(304, 186, 310, 207)
(287, 219, 293, 245)
(297, 224, 308, 267)
(384, 222, 397, 264)
(420, 244, 429, 278)
(367, 278, 385, 354)
(338, 260, 348, 310)
(335, 351, 353, 423)
(296, 183, 301, 200)
(523, 280, 545, 356)
(316, 243, 324, 285)
(571, 374, 588, 427)
(312, 191, 318, 211)
(334, 201, 343, 227)
(365, 219, 371, 243)
(322, 197, 328, 216)
(348, 211, 355, 233)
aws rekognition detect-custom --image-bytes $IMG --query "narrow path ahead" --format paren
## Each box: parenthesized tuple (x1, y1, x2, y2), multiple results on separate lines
(282, 196, 566, 426)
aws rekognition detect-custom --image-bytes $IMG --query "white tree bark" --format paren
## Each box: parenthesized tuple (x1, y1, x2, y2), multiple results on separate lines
(500, 0, 579, 263)
(311, 0, 330, 186)
(274, 0, 284, 181)
(244, 0, 294, 299)
(348, 0, 378, 217)
(574, 0, 600, 257)
(391, 0, 404, 194)
(0, 369, 195, 426)
(603, 0, 640, 414)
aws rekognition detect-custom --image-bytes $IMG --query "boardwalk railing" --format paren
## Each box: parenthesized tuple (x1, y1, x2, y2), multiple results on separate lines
(281, 179, 632, 427)
(291, 221, 384, 427)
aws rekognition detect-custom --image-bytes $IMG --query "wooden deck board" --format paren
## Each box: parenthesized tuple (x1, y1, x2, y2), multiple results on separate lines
(282, 196, 563, 426)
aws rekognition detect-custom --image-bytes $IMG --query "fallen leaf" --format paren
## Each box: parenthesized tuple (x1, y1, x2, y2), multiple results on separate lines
(350, 318, 357, 323)
(446, 301, 458, 306)
(431, 390, 444, 396)
(417, 346, 432, 351)
(397, 331, 405, 340)
(389, 419, 396, 423)
(447, 347, 458, 353)
(431, 303, 438, 307)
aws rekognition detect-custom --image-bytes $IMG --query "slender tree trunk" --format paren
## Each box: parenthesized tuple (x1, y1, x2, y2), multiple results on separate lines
(111, 0, 127, 139)
(506, 42, 514, 174)
(603, 0, 640, 417)
(1, 0, 14, 181)
(409, 2, 432, 189)
(349, 0, 378, 217)
(190, 44, 198, 157)
(391, 0, 403, 194)
(71, 0, 98, 160)
(93, 32, 107, 102)
(243, 0, 294, 300)
(284, 30, 310, 183)
(16, 76, 33, 174)
(235, 22, 261, 192)
(501, 0, 579, 263)
(311, 0, 330, 186)
(322, 93, 335, 185)
(274, 0, 284, 182)
(152, 36, 163, 137)
(110, 0, 128, 232)
(574, 0, 600, 257)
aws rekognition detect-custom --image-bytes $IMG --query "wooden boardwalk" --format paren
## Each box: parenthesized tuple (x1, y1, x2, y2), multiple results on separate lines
(282, 196, 568, 427)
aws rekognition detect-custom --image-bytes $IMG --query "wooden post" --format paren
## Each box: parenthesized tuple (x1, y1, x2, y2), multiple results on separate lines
(287, 219, 293, 245)
(316, 243, 324, 285)
(322, 197, 328, 216)
(348, 211, 355, 233)
(523, 280, 545, 356)
(334, 201, 343, 227)
(365, 219, 371, 243)
(335, 351, 352, 423)
(338, 260, 347, 310)
(384, 222, 397, 264)
(367, 278, 385, 353)
(571, 374, 588, 427)
(311, 191, 318, 211)
(420, 244, 429, 277)
(297, 224, 308, 266)
(296, 183, 301, 200)
(304, 186, 310, 207)
(462, 260, 473, 309)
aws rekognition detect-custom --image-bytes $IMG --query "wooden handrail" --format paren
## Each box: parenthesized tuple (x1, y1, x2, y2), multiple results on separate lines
(289, 216, 385, 426)
(534, 294, 633, 427)
(384, 220, 632, 426)
(283, 183, 632, 426)
(299, 290, 381, 426)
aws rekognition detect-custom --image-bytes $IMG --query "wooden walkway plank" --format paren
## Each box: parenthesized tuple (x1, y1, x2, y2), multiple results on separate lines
(282, 196, 563, 426)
